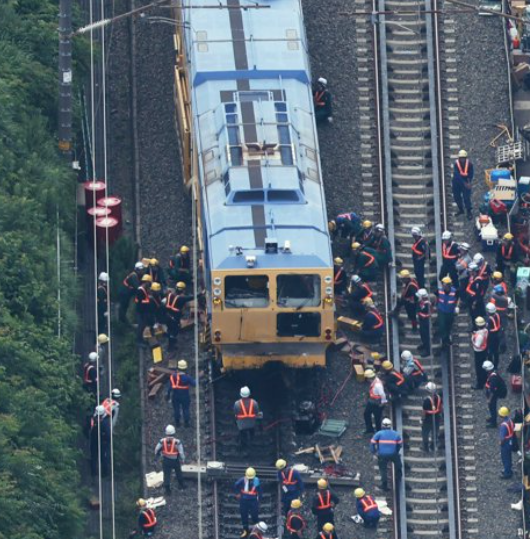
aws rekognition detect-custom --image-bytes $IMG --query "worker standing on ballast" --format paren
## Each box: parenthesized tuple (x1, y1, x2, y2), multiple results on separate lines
(312, 478, 339, 532)
(89, 405, 111, 478)
(351, 242, 379, 282)
(483, 361, 507, 428)
(435, 277, 458, 347)
(416, 288, 432, 356)
(486, 302, 502, 368)
(363, 369, 387, 433)
(136, 274, 153, 343)
(496, 233, 517, 280)
(411, 227, 429, 288)
(97, 272, 109, 334)
(285, 499, 306, 538)
(276, 459, 304, 515)
(234, 467, 262, 537)
(167, 359, 196, 428)
(154, 424, 186, 494)
(452, 149, 474, 220)
(83, 352, 99, 393)
(370, 417, 402, 491)
(439, 231, 459, 284)
(360, 298, 385, 343)
(101, 388, 121, 429)
(498, 407, 515, 479)
(471, 317, 489, 389)
(333, 258, 347, 296)
(393, 270, 419, 331)
(234, 387, 262, 453)
(317, 523, 338, 539)
(119, 262, 144, 323)
(168, 245, 192, 287)
(422, 382, 442, 452)
(313, 77, 333, 124)
(163, 282, 194, 353)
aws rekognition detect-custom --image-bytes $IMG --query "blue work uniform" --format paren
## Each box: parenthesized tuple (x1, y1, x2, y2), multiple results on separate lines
(234, 476, 262, 532)
(499, 418, 515, 478)
(371, 429, 403, 489)
(452, 158, 474, 214)
(278, 466, 304, 515)
(167, 371, 196, 427)
(436, 286, 458, 346)
(356, 494, 381, 528)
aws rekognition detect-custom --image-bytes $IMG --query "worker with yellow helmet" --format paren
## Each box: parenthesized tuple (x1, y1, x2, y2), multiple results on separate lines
(392, 269, 420, 331)
(319, 522, 338, 538)
(163, 281, 194, 352)
(285, 499, 306, 538)
(452, 149, 474, 220)
(275, 459, 304, 515)
(436, 276, 458, 347)
(333, 211, 363, 241)
(168, 245, 192, 287)
(496, 231, 517, 278)
(498, 406, 515, 479)
(311, 478, 340, 531)
(234, 467, 262, 536)
(167, 359, 196, 428)
(136, 498, 157, 535)
(360, 297, 385, 344)
(135, 273, 155, 343)
(333, 257, 347, 295)
(352, 487, 381, 528)
(350, 241, 379, 282)
(147, 257, 166, 285)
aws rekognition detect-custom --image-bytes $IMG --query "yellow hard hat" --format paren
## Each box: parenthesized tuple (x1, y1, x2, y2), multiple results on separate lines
(371, 352, 381, 360)
(177, 359, 188, 370)
(504, 233, 514, 241)
(176, 281, 186, 289)
(328, 220, 337, 232)
(475, 316, 486, 327)
(354, 488, 365, 498)
(362, 297, 374, 306)
(317, 478, 328, 490)
(245, 467, 256, 479)
(364, 369, 376, 379)
(151, 282, 161, 292)
(275, 459, 287, 470)
(382, 360, 393, 371)
(399, 269, 410, 279)
(441, 276, 452, 285)
(493, 271, 503, 280)
(458, 149, 468, 158)
(334, 257, 344, 265)
(323, 523, 335, 532)
(180, 245, 190, 253)
(351, 242, 361, 251)
(142, 274, 153, 283)
(97, 333, 109, 344)
(150, 258, 158, 266)
(362, 220, 372, 229)
(291, 499, 302, 509)
(499, 406, 510, 417)
(136, 498, 147, 507)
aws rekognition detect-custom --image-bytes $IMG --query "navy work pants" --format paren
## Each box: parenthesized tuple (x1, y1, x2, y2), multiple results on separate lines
(413, 257, 426, 289)
(172, 397, 190, 426)
(240, 498, 259, 531)
(452, 179, 472, 213)
(501, 442, 513, 476)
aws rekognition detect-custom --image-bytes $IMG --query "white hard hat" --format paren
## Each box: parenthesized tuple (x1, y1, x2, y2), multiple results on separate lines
(178, 359, 188, 370)
(256, 522, 268, 532)
(375, 223, 385, 232)
(98, 272, 109, 282)
(482, 360, 494, 372)
(89, 351, 98, 362)
(382, 418, 392, 428)
(240, 386, 251, 398)
(165, 424, 176, 436)
(416, 288, 428, 299)
(111, 388, 121, 399)
(442, 230, 452, 240)
(401, 350, 413, 361)
(351, 275, 362, 284)
(411, 226, 422, 235)
(317, 77, 327, 85)
(135, 262, 145, 270)
(458, 149, 468, 158)
(473, 253, 484, 263)
(468, 263, 478, 271)
(425, 382, 437, 393)
(486, 302, 497, 314)
(459, 242, 470, 251)
(95, 405, 106, 417)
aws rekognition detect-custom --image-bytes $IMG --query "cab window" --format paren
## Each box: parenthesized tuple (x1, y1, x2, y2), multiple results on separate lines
(277, 275, 321, 308)
(225, 275, 269, 308)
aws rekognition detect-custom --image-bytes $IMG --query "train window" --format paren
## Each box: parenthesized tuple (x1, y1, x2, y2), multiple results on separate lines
(267, 190, 299, 202)
(225, 103, 237, 113)
(279, 146, 293, 165)
(229, 146, 243, 166)
(277, 275, 321, 308)
(228, 126, 240, 145)
(238, 91, 271, 102)
(277, 313, 321, 337)
(233, 190, 265, 203)
(225, 275, 269, 308)
(275, 102, 287, 112)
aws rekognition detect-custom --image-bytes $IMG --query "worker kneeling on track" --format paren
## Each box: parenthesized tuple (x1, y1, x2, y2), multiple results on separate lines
(360, 298, 385, 343)
(380, 360, 411, 401)
(352, 487, 381, 528)
(133, 498, 157, 537)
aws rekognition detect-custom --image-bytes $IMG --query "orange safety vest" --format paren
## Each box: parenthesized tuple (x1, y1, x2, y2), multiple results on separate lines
(314, 90, 326, 107)
(367, 310, 384, 330)
(166, 293, 181, 313)
(485, 372, 497, 390)
(488, 313, 501, 333)
(319, 532, 333, 539)
(286, 511, 305, 533)
(334, 268, 345, 285)
(369, 380, 383, 401)
(494, 281, 508, 295)
(362, 251, 376, 268)
(236, 398, 256, 419)
(135, 286, 150, 304)
(141, 508, 157, 528)
(391, 371, 406, 386)
(502, 419, 514, 441)
(465, 277, 477, 297)
(316, 490, 332, 510)
(501, 243, 514, 260)
(442, 242, 458, 260)
(412, 238, 425, 258)
(162, 438, 179, 457)
(241, 481, 258, 496)
(360, 495, 378, 512)
(102, 398, 117, 416)
(402, 280, 419, 302)
(456, 159, 469, 177)
(362, 284, 373, 298)
(491, 296, 507, 312)
(281, 468, 297, 486)
(472, 330, 488, 351)
(425, 395, 442, 415)
(170, 373, 189, 390)
(84, 364, 96, 384)
(123, 272, 137, 289)
(411, 358, 425, 377)
(418, 300, 431, 319)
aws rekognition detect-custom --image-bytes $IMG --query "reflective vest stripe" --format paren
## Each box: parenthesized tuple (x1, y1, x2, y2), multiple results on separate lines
(102, 398, 117, 416)
(317, 491, 331, 509)
(456, 159, 469, 177)
(363, 251, 376, 267)
(241, 481, 257, 496)
(372, 311, 384, 330)
(503, 419, 514, 440)
(166, 294, 181, 312)
(334, 268, 344, 284)
(162, 438, 179, 456)
(135, 287, 150, 304)
(170, 373, 189, 390)
(84, 365, 95, 383)
(286, 513, 305, 532)
(412, 238, 425, 257)
(314, 91, 325, 106)
(360, 496, 378, 512)
(489, 313, 501, 333)
(143, 509, 157, 528)
(123, 273, 136, 289)
(363, 284, 373, 298)
(236, 399, 256, 419)
(369, 380, 382, 400)
(472, 330, 488, 351)
(282, 468, 296, 485)
(425, 395, 442, 415)
(392, 371, 405, 386)
(443, 243, 458, 260)
(502, 244, 514, 260)
(412, 359, 424, 376)
(466, 278, 477, 297)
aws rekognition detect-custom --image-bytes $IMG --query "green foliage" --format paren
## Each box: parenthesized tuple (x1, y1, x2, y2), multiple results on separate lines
(0, 1, 86, 538)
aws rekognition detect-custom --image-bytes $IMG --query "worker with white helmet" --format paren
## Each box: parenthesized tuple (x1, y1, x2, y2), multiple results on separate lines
(101, 388, 121, 428)
(439, 231, 459, 284)
(486, 302, 502, 368)
(118, 262, 145, 323)
(234, 467, 262, 536)
(370, 418, 402, 490)
(416, 288, 432, 356)
(401, 350, 427, 388)
(363, 369, 387, 433)
(411, 227, 429, 288)
(89, 404, 111, 477)
(154, 424, 186, 494)
(313, 77, 333, 123)
(167, 359, 196, 428)
(248, 521, 269, 539)
(83, 351, 99, 393)
(464, 263, 486, 325)
(483, 360, 507, 428)
(455, 242, 472, 296)
(347, 274, 373, 315)
(97, 272, 109, 333)
(366, 224, 393, 267)
(471, 317, 489, 389)
(452, 149, 474, 220)
(234, 387, 262, 453)
(422, 383, 443, 452)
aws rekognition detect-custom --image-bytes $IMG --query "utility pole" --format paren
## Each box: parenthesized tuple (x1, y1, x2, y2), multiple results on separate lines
(58, 0, 73, 153)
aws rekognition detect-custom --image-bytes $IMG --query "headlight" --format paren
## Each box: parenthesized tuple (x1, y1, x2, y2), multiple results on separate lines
(213, 288, 222, 296)
(324, 276, 332, 284)
(213, 277, 222, 286)
(325, 286, 333, 295)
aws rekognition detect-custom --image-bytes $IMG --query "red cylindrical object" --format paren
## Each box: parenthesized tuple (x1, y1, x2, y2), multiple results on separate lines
(87, 206, 111, 220)
(83, 180, 106, 209)
(97, 196, 122, 229)
(96, 216, 121, 247)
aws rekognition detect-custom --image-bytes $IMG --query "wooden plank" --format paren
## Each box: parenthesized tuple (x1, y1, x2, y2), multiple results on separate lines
(148, 383, 163, 399)
(152, 366, 174, 375)
(148, 373, 167, 388)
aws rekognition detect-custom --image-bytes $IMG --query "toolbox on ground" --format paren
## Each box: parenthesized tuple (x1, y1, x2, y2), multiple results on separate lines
(480, 224, 499, 251)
